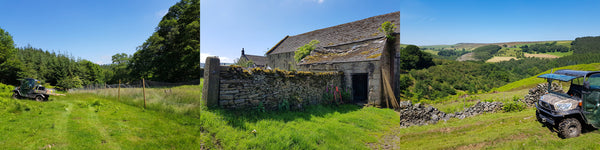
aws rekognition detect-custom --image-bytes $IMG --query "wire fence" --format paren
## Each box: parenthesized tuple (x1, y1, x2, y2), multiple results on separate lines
(72, 79, 201, 91)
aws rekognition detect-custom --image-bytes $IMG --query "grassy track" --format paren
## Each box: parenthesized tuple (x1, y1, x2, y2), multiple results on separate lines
(0, 93, 205, 149)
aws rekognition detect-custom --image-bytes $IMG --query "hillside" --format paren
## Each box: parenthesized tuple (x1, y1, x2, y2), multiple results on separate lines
(419, 40, 574, 62)
(421, 40, 572, 51)
(391, 63, 600, 149)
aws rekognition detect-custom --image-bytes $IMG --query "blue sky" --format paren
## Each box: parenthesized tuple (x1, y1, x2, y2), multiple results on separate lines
(0, 0, 178, 64)
(202, 0, 600, 63)
(1, 1, 599, 64)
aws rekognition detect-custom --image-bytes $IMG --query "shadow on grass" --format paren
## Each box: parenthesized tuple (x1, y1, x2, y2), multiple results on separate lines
(207, 104, 362, 130)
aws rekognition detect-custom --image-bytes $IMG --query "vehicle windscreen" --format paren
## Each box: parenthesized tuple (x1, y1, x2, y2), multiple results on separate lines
(588, 74, 600, 89)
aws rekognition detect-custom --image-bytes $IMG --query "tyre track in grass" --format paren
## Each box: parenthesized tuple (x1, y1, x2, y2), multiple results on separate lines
(2, 93, 205, 149)
(85, 100, 121, 149)
(65, 98, 121, 149)
(50, 100, 73, 148)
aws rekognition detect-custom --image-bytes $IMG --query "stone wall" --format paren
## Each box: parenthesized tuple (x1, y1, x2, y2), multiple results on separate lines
(217, 66, 343, 110)
(297, 61, 382, 106)
(266, 52, 295, 70)
(520, 83, 563, 107)
(399, 101, 504, 127)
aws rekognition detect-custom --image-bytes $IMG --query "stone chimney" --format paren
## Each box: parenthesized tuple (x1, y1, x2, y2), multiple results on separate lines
(241, 48, 245, 56)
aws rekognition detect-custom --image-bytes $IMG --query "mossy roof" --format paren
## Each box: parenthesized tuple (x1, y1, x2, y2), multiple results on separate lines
(266, 11, 399, 55)
(298, 37, 386, 65)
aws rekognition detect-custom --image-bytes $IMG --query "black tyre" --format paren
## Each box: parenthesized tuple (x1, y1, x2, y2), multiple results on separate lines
(558, 118, 581, 139)
(536, 110, 542, 123)
(35, 95, 44, 102)
(12, 93, 19, 99)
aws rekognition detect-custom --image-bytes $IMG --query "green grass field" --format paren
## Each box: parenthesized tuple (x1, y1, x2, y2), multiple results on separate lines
(423, 50, 438, 55)
(200, 105, 400, 149)
(5, 63, 600, 149)
(0, 93, 205, 149)
(545, 51, 573, 57)
(396, 108, 600, 149)
(1, 81, 401, 149)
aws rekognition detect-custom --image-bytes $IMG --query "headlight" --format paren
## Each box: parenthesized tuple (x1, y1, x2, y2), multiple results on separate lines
(555, 103, 574, 111)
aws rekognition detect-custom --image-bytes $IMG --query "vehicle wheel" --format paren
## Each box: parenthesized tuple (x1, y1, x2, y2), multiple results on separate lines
(35, 95, 44, 102)
(12, 93, 19, 99)
(558, 118, 581, 139)
(536, 111, 542, 123)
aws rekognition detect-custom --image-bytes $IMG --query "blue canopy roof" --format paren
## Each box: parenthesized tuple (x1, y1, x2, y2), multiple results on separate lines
(538, 73, 578, 82)
(554, 69, 600, 78)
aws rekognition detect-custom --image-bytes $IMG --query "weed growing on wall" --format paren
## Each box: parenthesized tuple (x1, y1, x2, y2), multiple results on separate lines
(294, 40, 320, 62)
(378, 21, 397, 40)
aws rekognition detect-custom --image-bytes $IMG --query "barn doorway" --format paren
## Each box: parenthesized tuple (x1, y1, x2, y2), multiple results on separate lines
(351, 73, 368, 102)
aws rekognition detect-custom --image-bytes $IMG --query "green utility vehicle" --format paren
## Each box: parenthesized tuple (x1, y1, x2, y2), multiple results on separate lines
(536, 70, 600, 138)
(12, 78, 52, 101)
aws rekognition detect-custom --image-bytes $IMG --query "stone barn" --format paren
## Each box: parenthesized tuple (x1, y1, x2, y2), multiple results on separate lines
(265, 12, 401, 106)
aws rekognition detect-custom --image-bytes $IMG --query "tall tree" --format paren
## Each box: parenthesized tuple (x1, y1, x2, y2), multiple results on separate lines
(0, 27, 15, 64)
(0, 26, 22, 85)
(110, 53, 131, 82)
(400, 45, 434, 70)
(130, 0, 199, 82)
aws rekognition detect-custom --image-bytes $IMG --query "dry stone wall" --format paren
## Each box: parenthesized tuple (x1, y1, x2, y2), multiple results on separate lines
(520, 83, 563, 107)
(218, 66, 342, 110)
(399, 101, 504, 127)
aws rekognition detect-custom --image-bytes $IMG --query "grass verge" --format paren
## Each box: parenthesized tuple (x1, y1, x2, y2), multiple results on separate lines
(200, 104, 400, 149)
(397, 108, 600, 149)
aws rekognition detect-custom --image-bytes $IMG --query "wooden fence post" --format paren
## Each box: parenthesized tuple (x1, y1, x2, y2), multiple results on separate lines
(118, 80, 121, 101)
(143, 78, 146, 109)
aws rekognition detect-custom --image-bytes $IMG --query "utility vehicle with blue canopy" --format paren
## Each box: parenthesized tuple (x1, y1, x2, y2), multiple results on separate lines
(536, 69, 600, 138)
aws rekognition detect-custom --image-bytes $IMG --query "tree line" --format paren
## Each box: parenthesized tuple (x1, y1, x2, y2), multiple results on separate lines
(571, 36, 600, 54)
(472, 45, 501, 60)
(0, 0, 200, 89)
(399, 37, 600, 101)
(520, 41, 570, 53)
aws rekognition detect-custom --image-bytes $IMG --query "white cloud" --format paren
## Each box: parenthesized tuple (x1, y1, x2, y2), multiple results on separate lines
(201, 53, 234, 63)
(317, 0, 324, 4)
(92, 55, 112, 65)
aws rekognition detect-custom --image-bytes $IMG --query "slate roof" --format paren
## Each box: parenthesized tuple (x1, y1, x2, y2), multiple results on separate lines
(298, 37, 386, 65)
(242, 54, 268, 67)
(266, 11, 400, 55)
